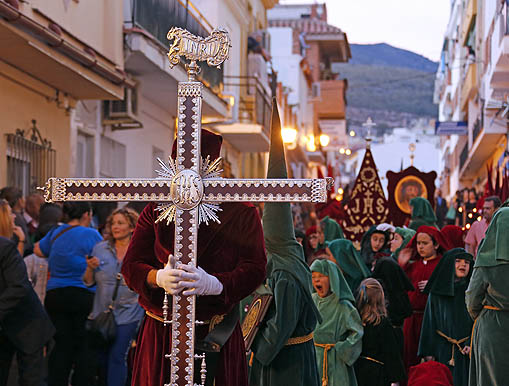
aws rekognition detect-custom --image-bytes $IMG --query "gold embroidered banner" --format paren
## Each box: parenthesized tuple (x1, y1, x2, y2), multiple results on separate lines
(342, 148, 389, 244)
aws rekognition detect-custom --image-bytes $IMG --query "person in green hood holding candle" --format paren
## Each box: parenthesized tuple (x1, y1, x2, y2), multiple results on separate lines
(390, 227, 416, 263)
(311, 259, 363, 386)
(408, 197, 439, 231)
(466, 207, 509, 386)
(249, 101, 321, 386)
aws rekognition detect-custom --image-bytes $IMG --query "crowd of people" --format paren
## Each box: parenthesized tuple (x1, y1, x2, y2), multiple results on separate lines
(0, 186, 145, 386)
(291, 192, 506, 386)
(0, 172, 507, 386)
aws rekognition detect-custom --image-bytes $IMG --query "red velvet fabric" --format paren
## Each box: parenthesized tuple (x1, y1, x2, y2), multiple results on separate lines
(402, 226, 447, 371)
(121, 130, 267, 386)
(440, 225, 465, 251)
(122, 202, 266, 386)
(407, 361, 453, 386)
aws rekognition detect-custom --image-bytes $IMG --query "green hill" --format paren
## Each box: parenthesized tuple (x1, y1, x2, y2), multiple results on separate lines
(335, 63, 437, 117)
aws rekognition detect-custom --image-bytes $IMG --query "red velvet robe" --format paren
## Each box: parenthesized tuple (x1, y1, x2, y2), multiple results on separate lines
(121, 201, 266, 386)
(402, 256, 441, 371)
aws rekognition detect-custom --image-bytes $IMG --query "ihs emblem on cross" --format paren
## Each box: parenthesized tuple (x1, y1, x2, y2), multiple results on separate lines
(41, 27, 332, 386)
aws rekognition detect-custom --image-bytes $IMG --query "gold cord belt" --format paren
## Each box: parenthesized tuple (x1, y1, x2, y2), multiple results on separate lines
(360, 355, 384, 365)
(435, 330, 469, 366)
(470, 305, 504, 359)
(286, 332, 314, 346)
(314, 343, 334, 386)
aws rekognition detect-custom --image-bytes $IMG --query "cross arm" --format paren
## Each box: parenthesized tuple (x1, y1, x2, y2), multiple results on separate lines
(202, 177, 333, 203)
(40, 177, 172, 202)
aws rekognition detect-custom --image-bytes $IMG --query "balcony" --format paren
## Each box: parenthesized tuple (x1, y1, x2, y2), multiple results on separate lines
(459, 109, 506, 179)
(127, 0, 223, 93)
(460, 63, 477, 111)
(123, 0, 228, 119)
(0, 1, 129, 99)
(489, 3, 509, 97)
(213, 75, 272, 152)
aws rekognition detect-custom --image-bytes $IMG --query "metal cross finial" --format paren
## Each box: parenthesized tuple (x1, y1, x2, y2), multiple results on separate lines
(362, 117, 376, 148)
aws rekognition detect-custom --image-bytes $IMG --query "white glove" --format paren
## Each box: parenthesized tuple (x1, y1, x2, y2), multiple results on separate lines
(178, 265, 223, 296)
(377, 223, 395, 233)
(156, 255, 185, 295)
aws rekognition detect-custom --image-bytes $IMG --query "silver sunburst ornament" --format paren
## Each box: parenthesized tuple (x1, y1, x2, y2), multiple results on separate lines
(154, 156, 223, 226)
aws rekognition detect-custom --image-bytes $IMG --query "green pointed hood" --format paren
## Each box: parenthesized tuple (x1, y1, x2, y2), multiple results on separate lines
(391, 227, 416, 260)
(262, 99, 314, 293)
(320, 216, 344, 242)
(310, 259, 355, 302)
(409, 197, 438, 228)
(328, 239, 371, 292)
(475, 207, 509, 267)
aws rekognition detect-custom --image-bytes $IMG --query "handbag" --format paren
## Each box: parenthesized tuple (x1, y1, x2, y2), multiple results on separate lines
(87, 273, 122, 345)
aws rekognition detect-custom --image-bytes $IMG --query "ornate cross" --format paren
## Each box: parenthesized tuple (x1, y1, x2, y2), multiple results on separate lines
(41, 27, 332, 386)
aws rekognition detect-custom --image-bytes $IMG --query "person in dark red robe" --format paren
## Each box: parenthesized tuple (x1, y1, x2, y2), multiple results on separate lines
(407, 361, 453, 386)
(398, 226, 447, 373)
(121, 130, 267, 386)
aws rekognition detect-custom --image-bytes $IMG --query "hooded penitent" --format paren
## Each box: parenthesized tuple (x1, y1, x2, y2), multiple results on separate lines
(391, 227, 416, 261)
(418, 248, 473, 386)
(121, 128, 267, 386)
(440, 225, 465, 251)
(320, 216, 344, 242)
(466, 207, 509, 386)
(249, 101, 321, 386)
(409, 197, 438, 231)
(402, 225, 448, 373)
(310, 259, 363, 386)
(360, 225, 391, 268)
(328, 239, 371, 293)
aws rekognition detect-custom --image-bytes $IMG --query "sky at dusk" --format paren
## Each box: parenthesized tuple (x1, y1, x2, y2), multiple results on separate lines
(279, 0, 451, 62)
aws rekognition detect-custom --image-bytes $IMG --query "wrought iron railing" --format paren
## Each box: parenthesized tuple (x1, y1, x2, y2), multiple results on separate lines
(5, 120, 56, 195)
(224, 75, 272, 138)
(128, 0, 223, 92)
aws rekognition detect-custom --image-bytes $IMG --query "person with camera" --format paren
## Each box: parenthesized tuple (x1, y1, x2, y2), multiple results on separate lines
(83, 207, 143, 386)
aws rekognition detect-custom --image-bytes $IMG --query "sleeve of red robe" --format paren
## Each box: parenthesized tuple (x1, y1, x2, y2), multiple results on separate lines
(121, 202, 267, 318)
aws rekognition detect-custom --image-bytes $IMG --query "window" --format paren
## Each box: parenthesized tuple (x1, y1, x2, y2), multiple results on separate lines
(5, 122, 56, 195)
(76, 132, 94, 178)
(100, 136, 126, 178)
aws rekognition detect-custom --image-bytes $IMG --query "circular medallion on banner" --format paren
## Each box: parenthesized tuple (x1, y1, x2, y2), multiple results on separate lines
(170, 169, 204, 210)
(395, 175, 428, 214)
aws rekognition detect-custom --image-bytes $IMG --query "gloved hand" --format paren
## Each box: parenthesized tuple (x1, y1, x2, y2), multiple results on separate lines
(178, 265, 223, 296)
(156, 254, 185, 295)
(376, 223, 395, 233)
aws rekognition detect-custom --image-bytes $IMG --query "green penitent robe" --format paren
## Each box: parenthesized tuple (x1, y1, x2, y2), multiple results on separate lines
(419, 248, 474, 386)
(249, 100, 320, 386)
(418, 282, 473, 386)
(249, 270, 320, 386)
(466, 207, 509, 386)
(311, 259, 363, 386)
(313, 293, 363, 386)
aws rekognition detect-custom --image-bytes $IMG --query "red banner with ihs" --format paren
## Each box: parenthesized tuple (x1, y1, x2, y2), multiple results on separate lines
(342, 147, 389, 244)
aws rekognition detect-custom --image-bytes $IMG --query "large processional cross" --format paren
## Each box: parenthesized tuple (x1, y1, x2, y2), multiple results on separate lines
(41, 27, 332, 386)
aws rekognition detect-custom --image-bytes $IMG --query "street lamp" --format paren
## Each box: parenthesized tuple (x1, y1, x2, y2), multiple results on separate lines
(339, 148, 345, 154)
(345, 149, 352, 155)
(281, 127, 297, 144)
(349, 130, 356, 137)
(319, 134, 330, 147)
(306, 134, 317, 152)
